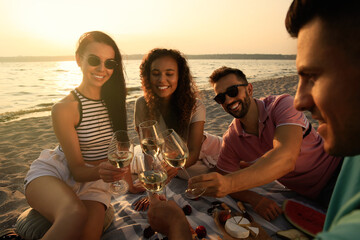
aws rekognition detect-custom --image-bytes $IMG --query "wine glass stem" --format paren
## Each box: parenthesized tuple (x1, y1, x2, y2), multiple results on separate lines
(181, 167, 206, 196)
(113, 176, 126, 188)
(181, 167, 196, 191)
(181, 167, 192, 180)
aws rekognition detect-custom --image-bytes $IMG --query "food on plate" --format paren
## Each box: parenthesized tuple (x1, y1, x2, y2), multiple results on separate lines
(224, 216, 252, 238)
(276, 229, 309, 240)
(218, 210, 232, 225)
(248, 226, 260, 237)
(283, 199, 325, 237)
(143, 225, 155, 238)
(195, 225, 207, 238)
(182, 204, 192, 215)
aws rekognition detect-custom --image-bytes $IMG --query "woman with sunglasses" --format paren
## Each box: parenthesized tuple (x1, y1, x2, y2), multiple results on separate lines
(133, 48, 222, 193)
(22, 31, 143, 240)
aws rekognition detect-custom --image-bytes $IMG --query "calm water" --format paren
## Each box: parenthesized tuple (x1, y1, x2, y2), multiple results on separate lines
(0, 59, 296, 122)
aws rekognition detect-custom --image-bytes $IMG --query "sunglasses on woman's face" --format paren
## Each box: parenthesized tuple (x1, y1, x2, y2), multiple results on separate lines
(86, 55, 118, 69)
(214, 83, 248, 104)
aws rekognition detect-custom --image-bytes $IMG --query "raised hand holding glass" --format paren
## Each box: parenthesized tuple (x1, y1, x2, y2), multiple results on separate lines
(161, 129, 206, 199)
(107, 130, 134, 195)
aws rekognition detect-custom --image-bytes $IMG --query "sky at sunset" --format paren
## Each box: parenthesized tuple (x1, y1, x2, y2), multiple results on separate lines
(0, 0, 296, 57)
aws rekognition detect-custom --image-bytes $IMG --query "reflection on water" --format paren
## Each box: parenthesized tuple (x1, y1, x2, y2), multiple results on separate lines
(54, 61, 82, 95)
(0, 59, 296, 122)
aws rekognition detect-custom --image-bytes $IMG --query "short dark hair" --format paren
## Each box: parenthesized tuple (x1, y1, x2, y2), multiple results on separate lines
(209, 66, 248, 85)
(285, 0, 360, 61)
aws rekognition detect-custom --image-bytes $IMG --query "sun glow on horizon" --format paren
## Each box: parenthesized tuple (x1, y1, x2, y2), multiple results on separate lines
(0, 0, 296, 57)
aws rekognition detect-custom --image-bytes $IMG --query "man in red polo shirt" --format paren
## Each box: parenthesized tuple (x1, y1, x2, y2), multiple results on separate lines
(147, 0, 359, 237)
(189, 66, 342, 221)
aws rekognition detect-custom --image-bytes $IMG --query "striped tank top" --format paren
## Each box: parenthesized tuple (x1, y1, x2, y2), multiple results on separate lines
(72, 89, 113, 161)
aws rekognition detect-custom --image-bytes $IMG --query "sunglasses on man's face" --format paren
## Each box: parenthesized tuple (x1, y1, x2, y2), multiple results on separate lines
(214, 83, 248, 104)
(86, 55, 118, 70)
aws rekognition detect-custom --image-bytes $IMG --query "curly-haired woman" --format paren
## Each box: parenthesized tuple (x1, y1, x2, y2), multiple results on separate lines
(134, 48, 222, 180)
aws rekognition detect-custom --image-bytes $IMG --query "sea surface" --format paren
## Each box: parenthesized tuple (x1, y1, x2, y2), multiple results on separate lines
(0, 59, 296, 122)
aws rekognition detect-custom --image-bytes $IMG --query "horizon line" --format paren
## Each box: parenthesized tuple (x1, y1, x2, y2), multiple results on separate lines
(0, 53, 296, 62)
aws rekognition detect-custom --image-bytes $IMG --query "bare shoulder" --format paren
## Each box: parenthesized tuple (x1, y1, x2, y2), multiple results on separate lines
(51, 93, 79, 125)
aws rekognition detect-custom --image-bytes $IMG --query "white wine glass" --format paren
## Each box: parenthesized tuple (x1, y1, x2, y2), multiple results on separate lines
(107, 130, 134, 195)
(135, 151, 168, 196)
(138, 120, 164, 161)
(161, 129, 206, 199)
(138, 120, 167, 198)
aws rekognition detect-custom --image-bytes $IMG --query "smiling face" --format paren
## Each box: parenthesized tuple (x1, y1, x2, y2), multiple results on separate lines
(294, 18, 360, 156)
(214, 73, 252, 119)
(149, 56, 179, 101)
(76, 42, 115, 89)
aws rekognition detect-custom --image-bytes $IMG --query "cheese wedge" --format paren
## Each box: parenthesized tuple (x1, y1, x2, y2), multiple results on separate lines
(224, 216, 250, 238)
(248, 226, 259, 237)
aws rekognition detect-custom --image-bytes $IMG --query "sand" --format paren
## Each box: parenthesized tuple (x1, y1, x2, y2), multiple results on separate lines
(0, 75, 317, 231)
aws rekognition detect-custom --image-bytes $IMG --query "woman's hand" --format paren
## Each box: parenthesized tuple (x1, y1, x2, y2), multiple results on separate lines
(129, 180, 146, 194)
(162, 163, 179, 183)
(98, 161, 128, 183)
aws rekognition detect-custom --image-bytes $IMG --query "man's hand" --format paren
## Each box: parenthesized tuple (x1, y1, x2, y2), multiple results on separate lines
(147, 194, 192, 239)
(252, 196, 283, 221)
(188, 172, 232, 198)
(231, 190, 283, 222)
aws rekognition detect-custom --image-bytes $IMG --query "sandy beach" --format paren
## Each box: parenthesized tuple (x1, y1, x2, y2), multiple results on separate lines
(0, 75, 317, 231)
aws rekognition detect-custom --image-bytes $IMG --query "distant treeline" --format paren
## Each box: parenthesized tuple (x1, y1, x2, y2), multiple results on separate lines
(186, 54, 296, 60)
(0, 54, 295, 62)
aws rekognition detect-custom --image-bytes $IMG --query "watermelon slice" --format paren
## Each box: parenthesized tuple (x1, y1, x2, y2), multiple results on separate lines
(283, 199, 326, 237)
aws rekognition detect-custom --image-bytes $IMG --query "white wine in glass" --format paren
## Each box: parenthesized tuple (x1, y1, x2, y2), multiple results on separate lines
(141, 138, 164, 157)
(138, 120, 168, 197)
(107, 130, 134, 195)
(162, 129, 206, 199)
(138, 168, 168, 193)
(135, 153, 168, 195)
(139, 120, 164, 161)
(163, 152, 187, 168)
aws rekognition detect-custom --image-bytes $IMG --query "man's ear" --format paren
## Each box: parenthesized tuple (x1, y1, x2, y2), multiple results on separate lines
(212, 82, 218, 95)
(75, 54, 82, 67)
(247, 83, 253, 96)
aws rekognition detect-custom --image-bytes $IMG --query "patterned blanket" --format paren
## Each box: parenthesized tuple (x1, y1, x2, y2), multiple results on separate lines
(101, 177, 322, 239)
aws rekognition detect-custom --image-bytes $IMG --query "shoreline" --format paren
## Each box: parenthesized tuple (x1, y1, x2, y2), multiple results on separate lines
(0, 74, 318, 230)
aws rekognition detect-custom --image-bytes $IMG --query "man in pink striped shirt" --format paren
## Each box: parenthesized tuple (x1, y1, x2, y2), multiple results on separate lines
(189, 66, 342, 221)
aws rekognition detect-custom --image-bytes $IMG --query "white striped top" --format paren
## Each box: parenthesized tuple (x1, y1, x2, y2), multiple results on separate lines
(72, 89, 113, 161)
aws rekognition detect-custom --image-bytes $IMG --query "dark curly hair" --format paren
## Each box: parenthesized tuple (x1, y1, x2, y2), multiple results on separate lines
(76, 31, 127, 132)
(139, 48, 198, 137)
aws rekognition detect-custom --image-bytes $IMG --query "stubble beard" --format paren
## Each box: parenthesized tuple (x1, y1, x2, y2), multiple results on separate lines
(228, 93, 251, 119)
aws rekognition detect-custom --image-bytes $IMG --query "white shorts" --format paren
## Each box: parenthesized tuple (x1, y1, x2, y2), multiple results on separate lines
(24, 146, 111, 208)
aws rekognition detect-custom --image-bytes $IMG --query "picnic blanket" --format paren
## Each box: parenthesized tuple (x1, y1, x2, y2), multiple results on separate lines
(101, 177, 323, 239)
